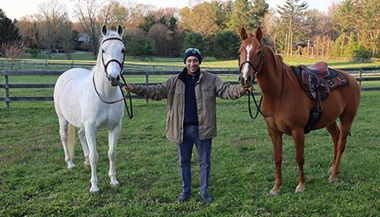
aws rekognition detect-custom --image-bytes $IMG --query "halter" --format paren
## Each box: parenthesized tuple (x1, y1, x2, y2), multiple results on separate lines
(239, 49, 284, 119)
(93, 36, 133, 119)
(101, 37, 125, 79)
(239, 50, 264, 80)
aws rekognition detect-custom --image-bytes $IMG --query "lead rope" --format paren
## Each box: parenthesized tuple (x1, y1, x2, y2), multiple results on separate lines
(92, 73, 133, 119)
(248, 65, 285, 119)
(119, 74, 133, 119)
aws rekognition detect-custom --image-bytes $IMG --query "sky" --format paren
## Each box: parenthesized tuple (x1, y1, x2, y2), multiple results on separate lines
(1, 0, 338, 21)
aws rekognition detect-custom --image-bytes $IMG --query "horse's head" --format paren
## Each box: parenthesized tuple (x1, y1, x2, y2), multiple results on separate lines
(238, 27, 264, 88)
(100, 24, 125, 86)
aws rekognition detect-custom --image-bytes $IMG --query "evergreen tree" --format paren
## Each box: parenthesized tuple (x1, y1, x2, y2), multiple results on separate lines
(250, 0, 269, 27)
(226, 0, 252, 33)
(213, 30, 240, 59)
(138, 14, 156, 32)
(183, 32, 206, 55)
(0, 9, 21, 45)
(277, 0, 308, 56)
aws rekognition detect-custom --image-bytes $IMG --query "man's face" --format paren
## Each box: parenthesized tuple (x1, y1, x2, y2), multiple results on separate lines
(185, 56, 200, 75)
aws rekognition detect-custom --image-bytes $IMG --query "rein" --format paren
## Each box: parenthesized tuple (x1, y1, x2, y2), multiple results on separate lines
(92, 36, 133, 119)
(92, 74, 133, 119)
(247, 64, 285, 119)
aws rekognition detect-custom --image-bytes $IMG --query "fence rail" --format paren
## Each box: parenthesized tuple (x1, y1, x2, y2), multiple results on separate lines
(1, 67, 380, 107)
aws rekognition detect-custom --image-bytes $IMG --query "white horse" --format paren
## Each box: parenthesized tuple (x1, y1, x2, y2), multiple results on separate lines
(54, 24, 126, 192)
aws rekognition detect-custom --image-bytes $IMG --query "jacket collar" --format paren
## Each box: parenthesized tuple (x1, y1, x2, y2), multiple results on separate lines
(179, 67, 201, 82)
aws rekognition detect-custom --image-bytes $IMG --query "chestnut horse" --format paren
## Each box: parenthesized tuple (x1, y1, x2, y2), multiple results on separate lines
(238, 27, 361, 195)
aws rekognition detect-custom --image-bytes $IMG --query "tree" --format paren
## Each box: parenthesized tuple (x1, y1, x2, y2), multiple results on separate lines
(213, 30, 240, 59)
(226, 0, 253, 34)
(182, 32, 205, 55)
(250, 0, 269, 27)
(0, 9, 22, 57)
(38, 0, 71, 58)
(100, 1, 128, 29)
(148, 23, 170, 56)
(72, 0, 108, 58)
(138, 14, 157, 32)
(277, 0, 308, 56)
(337, 0, 380, 58)
(179, 1, 222, 38)
(262, 9, 282, 53)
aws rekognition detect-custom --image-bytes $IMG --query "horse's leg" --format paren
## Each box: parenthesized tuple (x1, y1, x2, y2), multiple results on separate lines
(325, 122, 340, 174)
(78, 128, 90, 167)
(329, 115, 353, 182)
(84, 125, 99, 192)
(58, 118, 75, 169)
(268, 127, 283, 196)
(292, 128, 306, 193)
(108, 122, 122, 188)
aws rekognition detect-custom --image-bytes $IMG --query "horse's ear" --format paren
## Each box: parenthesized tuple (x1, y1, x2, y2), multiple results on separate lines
(117, 25, 124, 37)
(255, 27, 263, 42)
(240, 27, 248, 40)
(101, 24, 108, 36)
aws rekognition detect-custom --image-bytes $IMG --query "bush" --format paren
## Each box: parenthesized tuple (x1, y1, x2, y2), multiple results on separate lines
(354, 46, 372, 60)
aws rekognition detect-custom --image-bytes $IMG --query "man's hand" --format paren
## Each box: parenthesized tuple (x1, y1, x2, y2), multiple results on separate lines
(245, 85, 254, 92)
(123, 84, 133, 92)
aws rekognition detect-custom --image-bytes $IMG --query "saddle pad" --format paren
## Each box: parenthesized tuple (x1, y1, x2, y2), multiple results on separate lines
(292, 66, 350, 101)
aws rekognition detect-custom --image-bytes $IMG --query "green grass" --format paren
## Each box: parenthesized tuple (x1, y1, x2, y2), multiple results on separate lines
(1, 91, 379, 216)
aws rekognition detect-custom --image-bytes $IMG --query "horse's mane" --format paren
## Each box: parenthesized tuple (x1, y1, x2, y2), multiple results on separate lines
(262, 44, 285, 70)
(243, 33, 284, 69)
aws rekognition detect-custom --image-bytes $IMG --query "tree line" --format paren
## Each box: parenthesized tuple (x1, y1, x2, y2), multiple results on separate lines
(1, 0, 379, 61)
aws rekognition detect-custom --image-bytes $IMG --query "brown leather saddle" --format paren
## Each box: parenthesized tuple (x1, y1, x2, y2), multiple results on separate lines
(291, 62, 350, 133)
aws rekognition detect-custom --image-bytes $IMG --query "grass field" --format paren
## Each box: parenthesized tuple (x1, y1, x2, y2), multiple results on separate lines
(1, 89, 379, 216)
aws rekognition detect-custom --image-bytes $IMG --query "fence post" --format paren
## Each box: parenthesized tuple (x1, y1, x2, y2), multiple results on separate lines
(358, 70, 362, 87)
(145, 72, 149, 104)
(2, 70, 10, 107)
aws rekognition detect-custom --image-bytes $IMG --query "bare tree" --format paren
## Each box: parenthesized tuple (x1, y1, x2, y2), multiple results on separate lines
(71, 0, 110, 58)
(39, 0, 70, 58)
(17, 15, 45, 52)
(1, 42, 25, 60)
(262, 9, 281, 53)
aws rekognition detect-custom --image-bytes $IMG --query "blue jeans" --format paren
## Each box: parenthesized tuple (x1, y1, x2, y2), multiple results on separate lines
(177, 125, 212, 196)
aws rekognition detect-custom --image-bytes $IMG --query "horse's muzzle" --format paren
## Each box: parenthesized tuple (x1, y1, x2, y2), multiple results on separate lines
(109, 75, 120, 86)
(238, 75, 253, 88)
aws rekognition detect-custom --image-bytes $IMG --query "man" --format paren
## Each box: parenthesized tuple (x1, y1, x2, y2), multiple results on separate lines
(124, 48, 250, 203)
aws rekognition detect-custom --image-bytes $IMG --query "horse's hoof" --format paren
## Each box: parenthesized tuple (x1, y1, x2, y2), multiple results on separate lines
(269, 189, 280, 196)
(89, 188, 99, 193)
(83, 162, 90, 168)
(329, 177, 339, 183)
(67, 163, 75, 169)
(295, 184, 305, 194)
(110, 182, 119, 188)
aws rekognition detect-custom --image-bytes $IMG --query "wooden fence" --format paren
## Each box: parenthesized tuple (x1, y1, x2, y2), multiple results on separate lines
(1, 67, 380, 107)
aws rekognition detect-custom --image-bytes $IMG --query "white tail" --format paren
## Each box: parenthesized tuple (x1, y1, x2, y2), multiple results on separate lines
(67, 123, 75, 159)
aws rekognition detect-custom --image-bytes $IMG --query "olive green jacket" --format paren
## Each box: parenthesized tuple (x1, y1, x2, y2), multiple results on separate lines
(130, 68, 246, 143)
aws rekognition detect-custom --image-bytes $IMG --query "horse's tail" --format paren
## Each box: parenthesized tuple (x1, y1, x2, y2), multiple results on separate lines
(67, 123, 75, 159)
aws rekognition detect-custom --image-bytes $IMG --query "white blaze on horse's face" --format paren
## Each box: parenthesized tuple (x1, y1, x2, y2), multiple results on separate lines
(242, 44, 253, 81)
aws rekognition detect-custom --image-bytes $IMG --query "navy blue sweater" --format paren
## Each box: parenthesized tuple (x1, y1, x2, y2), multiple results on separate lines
(182, 69, 200, 126)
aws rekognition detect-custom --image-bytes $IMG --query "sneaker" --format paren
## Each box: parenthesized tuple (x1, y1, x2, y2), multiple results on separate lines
(200, 193, 213, 204)
(177, 192, 191, 202)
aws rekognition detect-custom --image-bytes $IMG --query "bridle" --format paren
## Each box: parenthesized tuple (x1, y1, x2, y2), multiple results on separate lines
(239, 50, 264, 80)
(93, 36, 133, 119)
(101, 37, 125, 79)
(239, 48, 284, 119)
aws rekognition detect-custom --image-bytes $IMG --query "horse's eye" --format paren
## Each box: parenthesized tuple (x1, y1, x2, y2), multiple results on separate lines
(102, 50, 105, 53)
(121, 49, 126, 54)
